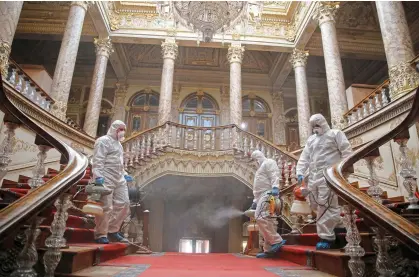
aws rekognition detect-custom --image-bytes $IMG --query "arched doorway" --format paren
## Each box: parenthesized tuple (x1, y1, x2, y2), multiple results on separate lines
(179, 91, 219, 127)
(126, 90, 159, 135)
(242, 95, 272, 141)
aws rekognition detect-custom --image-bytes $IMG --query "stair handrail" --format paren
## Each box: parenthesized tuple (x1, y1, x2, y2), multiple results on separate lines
(324, 86, 419, 254)
(0, 74, 89, 242)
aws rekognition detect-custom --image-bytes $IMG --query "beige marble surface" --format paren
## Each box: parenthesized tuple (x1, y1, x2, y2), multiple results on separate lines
(314, 3, 347, 129)
(376, 1, 419, 100)
(290, 49, 311, 146)
(83, 38, 114, 137)
(50, 2, 88, 120)
(228, 43, 245, 126)
(158, 38, 178, 125)
(271, 91, 287, 145)
(0, 1, 23, 76)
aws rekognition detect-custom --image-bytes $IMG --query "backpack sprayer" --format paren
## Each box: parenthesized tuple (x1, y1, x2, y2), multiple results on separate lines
(82, 178, 112, 216)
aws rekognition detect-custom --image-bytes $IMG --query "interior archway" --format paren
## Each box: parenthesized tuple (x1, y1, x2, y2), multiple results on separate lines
(126, 90, 160, 135)
(141, 175, 253, 253)
(242, 95, 272, 141)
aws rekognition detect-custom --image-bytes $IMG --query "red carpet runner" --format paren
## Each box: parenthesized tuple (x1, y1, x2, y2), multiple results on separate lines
(101, 252, 310, 277)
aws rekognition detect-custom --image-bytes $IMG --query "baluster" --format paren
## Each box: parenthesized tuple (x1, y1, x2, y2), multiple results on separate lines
(342, 205, 365, 277)
(154, 130, 160, 150)
(167, 123, 172, 147)
(381, 88, 389, 106)
(394, 132, 419, 210)
(362, 101, 369, 117)
(365, 149, 383, 203)
(368, 97, 375, 114)
(44, 193, 72, 277)
(371, 227, 394, 277)
(22, 78, 31, 97)
(375, 92, 382, 110)
(193, 129, 198, 150)
(176, 127, 181, 148)
(151, 133, 156, 154)
(232, 127, 238, 149)
(128, 142, 134, 168)
(283, 160, 290, 187)
(243, 135, 248, 154)
(220, 129, 224, 150)
(211, 129, 215, 150)
(29, 144, 51, 189)
(140, 136, 145, 160)
(357, 108, 363, 120)
(8, 67, 17, 85)
(146, 134, 152, 157)
(0, 122, 19, 182)
(289, 161, 296, 183)
(15, 72, 23, 92)
(10, 216, 44, 277)
(346, 114, 352, 125)
(351, 109, 358, 124)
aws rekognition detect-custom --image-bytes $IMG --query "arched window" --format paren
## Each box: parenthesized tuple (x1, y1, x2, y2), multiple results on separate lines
(242, 95, 272, 141)
(127, 90, 159, 135)
(180, 91, 219, 127)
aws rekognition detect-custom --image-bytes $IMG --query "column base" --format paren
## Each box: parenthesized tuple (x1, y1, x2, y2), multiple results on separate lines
(50, 101, 68, 121)
(0, 40, 11, 77)
(388, 62, 419, 101)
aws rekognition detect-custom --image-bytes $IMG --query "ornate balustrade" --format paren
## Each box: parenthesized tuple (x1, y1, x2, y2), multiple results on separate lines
(324, 85, 419, 277)
(0, 73, 89, 275)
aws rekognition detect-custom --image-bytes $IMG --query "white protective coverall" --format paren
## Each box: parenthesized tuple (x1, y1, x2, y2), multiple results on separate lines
(251, 150, 284, 251)
(296, 114, 352, 241)
(92, 120, 130, 239)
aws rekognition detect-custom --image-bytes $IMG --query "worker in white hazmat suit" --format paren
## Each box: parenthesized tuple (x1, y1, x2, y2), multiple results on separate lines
(92, 120, 132, 244)
(296, 114, 352, 250)
(249, 150, 286, 258)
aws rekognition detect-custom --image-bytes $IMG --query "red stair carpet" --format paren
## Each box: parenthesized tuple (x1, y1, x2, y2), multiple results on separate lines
(100, 252, 311, 277)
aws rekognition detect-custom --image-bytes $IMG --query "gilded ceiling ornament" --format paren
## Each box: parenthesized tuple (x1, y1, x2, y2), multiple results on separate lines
(285, 21, 297, 42)
(0, 40, 11, 77)
(289, 48, 309, 68)
(94, 37, 114, 58)
(227, 43, 245, 64)
(312, 1, 340, 26)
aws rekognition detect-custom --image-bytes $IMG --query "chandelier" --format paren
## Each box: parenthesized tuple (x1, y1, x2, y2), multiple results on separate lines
(157, 1, 263, 43)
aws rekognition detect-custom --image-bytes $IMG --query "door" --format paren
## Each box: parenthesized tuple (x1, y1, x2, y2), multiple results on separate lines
(286, 123, 300, 151)
(181, 114, 217, 149)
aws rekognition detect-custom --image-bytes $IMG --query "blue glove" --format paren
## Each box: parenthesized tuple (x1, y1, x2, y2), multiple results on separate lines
(250, 202, 257, 210)
(271, 187, 279, 196)
(95, 177, 104, 185)
(297, 175, 304, 184)
(124, 175, 133, 182)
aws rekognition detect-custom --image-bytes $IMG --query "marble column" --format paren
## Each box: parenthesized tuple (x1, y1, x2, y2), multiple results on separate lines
(83, 37, 114, 137)
(227, 42, 245, 126)
(313, 2, 347, 129)
(0, 1, 23, 77)
(50, 1, 89, 121)
(289, 49, 311, 146)
(271, 91, 287, 146)
(375, 1, 419, 100)
(112, 82, 129, 122)
(170, 83, 181, 122)
(158, 37, 178, 125)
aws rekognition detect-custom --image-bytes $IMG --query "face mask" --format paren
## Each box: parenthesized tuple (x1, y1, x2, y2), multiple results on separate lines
(313, 127, 322, 135)
(117, 131, 125, 141)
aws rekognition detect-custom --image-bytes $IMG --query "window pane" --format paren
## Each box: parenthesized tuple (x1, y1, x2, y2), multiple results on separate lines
(242, 99, 251, 111)
(254, 100, 266, 112)
(132, 116, 141, 131)
(257, 121, 265, 137)
(186, 97, 198, 108)
(196, 240, 210, 253)
(133, 94, 146, 106)
(149, 94, 159, 106)
(148, 116, 157, 128)
(202, 97, 214, 109)
(179, 239, 193, 253)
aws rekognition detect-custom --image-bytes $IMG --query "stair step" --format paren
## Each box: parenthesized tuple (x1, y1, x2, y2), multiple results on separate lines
(282, 232, 374, 252)
(301, 218, 369, 233)
(43, 213, 95, 229)
(38, 227, 95, 247)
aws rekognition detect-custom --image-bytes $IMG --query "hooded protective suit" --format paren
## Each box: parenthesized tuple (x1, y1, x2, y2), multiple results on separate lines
(251, 150, 284, 252)
(296, 114, 352, 242)
(92, 120, 130, 239)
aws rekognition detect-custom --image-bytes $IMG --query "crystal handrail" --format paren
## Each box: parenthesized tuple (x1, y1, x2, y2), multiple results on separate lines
(0, 73, 89, 241)
(324, 86, 419, 254)
(5, 59, 55, 112)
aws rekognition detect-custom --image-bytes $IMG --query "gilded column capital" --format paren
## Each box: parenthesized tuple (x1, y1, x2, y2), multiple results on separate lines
(289, 49, 309, 68)
(71, 1, 91, 11)
(94, 37, 114, 58)
(0, 40, 11, 77)
(312, 2, 340, 26)
(271, 91, 284, 102)
(115, 82, 128, 97)
(161, 38, 178, 60)
(227, 43, 245, 64)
